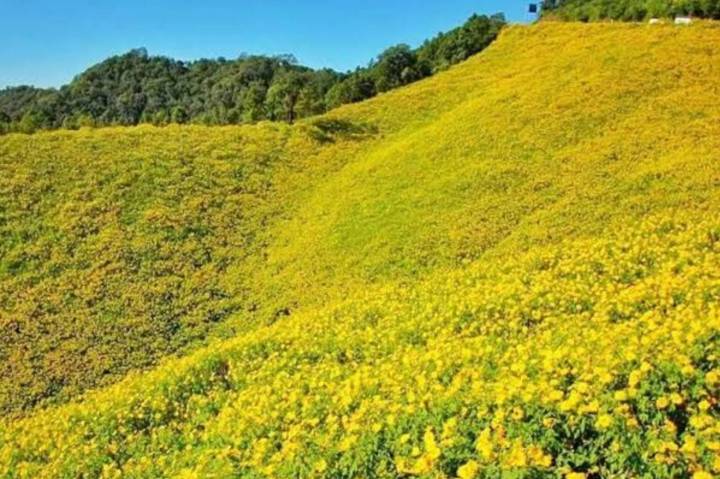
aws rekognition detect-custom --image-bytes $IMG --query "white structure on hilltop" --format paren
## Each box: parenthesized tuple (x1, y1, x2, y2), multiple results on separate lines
(675, 16, 693, 25)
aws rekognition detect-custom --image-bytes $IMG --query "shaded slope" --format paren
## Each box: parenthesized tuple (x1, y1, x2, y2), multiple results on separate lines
(0, 121, 378, 413)
(0, 124, 293, 411)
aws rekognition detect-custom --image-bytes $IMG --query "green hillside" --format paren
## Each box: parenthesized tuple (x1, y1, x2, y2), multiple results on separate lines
(0, 14, 504, 134)
(1, 21, 720, 478)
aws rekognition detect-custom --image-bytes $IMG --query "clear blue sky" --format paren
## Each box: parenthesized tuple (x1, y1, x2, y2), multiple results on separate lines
(0, 1, 530, 89)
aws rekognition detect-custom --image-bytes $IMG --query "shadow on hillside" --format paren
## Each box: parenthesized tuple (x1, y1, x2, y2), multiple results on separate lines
(307, 118, 379, 144)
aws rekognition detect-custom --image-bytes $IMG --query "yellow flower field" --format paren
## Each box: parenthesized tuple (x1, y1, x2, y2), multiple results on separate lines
(2, 213, 719, 478)
(1, 22, 720, 478)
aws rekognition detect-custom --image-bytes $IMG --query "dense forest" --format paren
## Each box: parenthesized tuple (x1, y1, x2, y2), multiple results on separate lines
(0, 13, 505, 134)
(542, 0, 720, 21)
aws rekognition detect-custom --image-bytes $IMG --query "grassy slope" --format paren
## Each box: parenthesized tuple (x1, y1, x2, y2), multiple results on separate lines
(1, 22, 720, 478)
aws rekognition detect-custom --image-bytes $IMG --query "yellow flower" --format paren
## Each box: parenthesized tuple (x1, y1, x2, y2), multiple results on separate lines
(692, 471, 713, 479)
(457, 460, 480, 479)
(628, 370, 642, 387)
(543, 417, 556, 428)
(689, 414, 713, 430)
(314, 459, 327, 473)
(394, 457, 411, 474)
(664, 419, 677, 434)
(527, 445, 552, 468)
(505, 440, 528, 468)
(549, 390, 564, 402)
(475, 428, 494, 460)
(656, 397, 670, 410)
(614, 390, 628, 402)
(413, 454, 434, 475)
(682, 437, 697, 455)
(595, 413, 613, 430)
(582, 400, 599, 413)
(338, 435, 356, 452)
(566, 472, 587, 479)
(424, 429, 441, 461)
(176, 469, 200, 479)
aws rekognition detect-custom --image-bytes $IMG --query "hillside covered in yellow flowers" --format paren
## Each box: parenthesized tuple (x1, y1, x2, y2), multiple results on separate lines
(1, 22, 720, 478)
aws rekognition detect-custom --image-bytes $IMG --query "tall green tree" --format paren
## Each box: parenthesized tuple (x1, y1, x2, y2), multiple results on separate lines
(266, 70, 308, 123)
(241, 81, 268, 122)
(373, 44, 422, 93)
(325, 73, 376, 109)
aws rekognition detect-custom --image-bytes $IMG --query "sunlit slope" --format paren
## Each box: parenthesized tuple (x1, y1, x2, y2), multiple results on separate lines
(264, 22, 720, 303)
(2, 21, 720, 478)
(3, 214, 720, 478)
(10, 21, 716, 415)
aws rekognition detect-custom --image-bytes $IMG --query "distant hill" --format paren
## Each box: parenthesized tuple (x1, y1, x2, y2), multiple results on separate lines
(1, 21, 720, 479)
(0, 13, 504, 134)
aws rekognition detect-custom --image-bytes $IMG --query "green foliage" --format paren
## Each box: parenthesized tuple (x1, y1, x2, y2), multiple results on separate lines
(0, 13, 505, 134)
(325, 73, 376, 109)
(0, 53, 335, 133)
(372, 44, 427, 93)
(265, 70, 309, 123)
(542, 0, 720, 21)
(0, 86, 54, 122)
(417, 13, 506, 72)
(329, 13, 506, 105)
